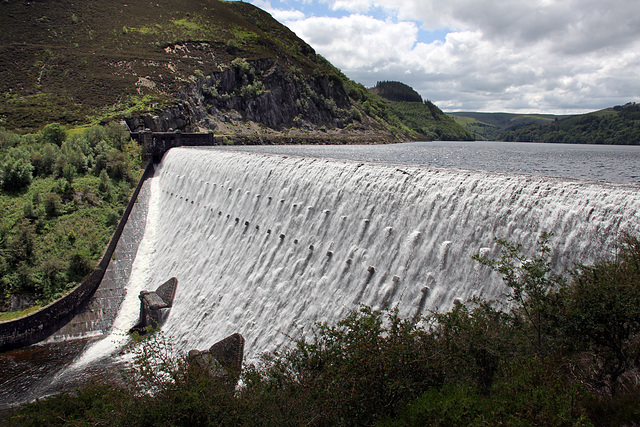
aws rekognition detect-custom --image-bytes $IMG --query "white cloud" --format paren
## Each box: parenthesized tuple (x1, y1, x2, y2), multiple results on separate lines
(256, 0, 640, 113)
(286, 15, 417, 69)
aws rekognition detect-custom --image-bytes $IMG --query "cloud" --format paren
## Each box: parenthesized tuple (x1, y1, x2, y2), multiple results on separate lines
(286, 15, 417, 69)
(254, 0, 640, 113)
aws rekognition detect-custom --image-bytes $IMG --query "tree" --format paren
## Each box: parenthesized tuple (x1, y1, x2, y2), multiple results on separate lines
(0, 147, 34, 191)
(560, 233, 640, 395)
(43, 192, 61, 217)
(433, 298, 514, 394)
(474, 232, 566, 356)
(40, 123, 67, 146)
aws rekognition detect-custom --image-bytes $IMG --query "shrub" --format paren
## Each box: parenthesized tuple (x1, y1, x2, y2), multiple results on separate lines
(43, 192, 61, 216)
(40, 123, 67, 146)
(106, 151, 130, 180)
(242, 306, 442, 425)
(0, 128, 21, 149)
(474, 232, 566, 356)
(0, 152, 33, 191)
(226, 39, 238, 53)
(67, 251, 92, 281)
(560, 233, 640, 395)
(231, 57, 248, 69)
(103, 121, 130, 150)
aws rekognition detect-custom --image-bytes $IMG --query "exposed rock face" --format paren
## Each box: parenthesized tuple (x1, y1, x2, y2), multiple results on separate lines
(126, 58, 377, 136)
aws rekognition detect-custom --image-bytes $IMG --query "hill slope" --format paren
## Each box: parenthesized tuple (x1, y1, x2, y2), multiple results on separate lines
(0, 0, 420, 142)
(451, 106, 640, 144)
(449, 112, 570, 141)
(371, 82, 473, 141)
(501, 103, 640, 144)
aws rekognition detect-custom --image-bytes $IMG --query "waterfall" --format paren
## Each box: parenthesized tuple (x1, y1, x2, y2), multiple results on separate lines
(89, 147, 640, 360)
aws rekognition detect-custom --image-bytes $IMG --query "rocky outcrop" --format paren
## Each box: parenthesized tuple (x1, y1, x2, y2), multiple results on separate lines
(188, 333, 245, 385)
(125, 58, 386, 138)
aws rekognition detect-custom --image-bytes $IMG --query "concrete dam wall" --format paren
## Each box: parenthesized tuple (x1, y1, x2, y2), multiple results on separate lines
(74, 147, 640, 364)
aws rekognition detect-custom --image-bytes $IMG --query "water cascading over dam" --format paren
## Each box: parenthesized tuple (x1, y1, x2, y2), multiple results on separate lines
(86, 147, 640, 361)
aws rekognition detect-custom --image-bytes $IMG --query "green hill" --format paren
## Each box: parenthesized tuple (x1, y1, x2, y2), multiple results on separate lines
(450, 107, 640, 144)
(501, 103, 640, 144)
(449, 112, 570, 141)
(384, 100, 474, 141)
(0, 0, 419, 142)
(371, 82, 474, 141)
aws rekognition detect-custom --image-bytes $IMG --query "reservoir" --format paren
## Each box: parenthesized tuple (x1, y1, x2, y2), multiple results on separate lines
(224, 140, 640, 183)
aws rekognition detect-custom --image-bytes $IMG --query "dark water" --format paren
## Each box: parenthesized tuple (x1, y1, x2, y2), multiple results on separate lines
(223, 141, 640, 183)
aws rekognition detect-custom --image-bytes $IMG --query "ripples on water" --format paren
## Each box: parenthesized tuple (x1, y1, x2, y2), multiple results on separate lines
(224, 141, 640, 183)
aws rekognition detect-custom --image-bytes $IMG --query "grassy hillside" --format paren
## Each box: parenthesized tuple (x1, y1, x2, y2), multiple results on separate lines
(501, 103, 640, 144)
(385, 100, 474, 141)
(449, 112, 569, 140)
(370, 82, 474, 141)
(0, 0, 350, 132)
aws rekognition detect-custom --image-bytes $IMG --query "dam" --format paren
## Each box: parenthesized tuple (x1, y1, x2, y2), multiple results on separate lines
(76, 146, 640, 363)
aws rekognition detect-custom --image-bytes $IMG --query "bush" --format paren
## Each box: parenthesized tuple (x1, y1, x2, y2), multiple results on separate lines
(67, 251, 93, 281)
(103, 121, 130, 150)
(106, 151, 130, 180)
(40, 123, 67, 146)
(0, 152, 33, 191)
(242, 306, 442, 425)
(43, 192, 61, 217)
(560, 233, 640, 395)
(0, 128, 21, 149)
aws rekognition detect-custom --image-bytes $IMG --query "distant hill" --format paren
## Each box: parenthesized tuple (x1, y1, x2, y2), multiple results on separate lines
(500, 103, 640, 144)
(450, 106, 640, 144)
(449, 112, 570, 141)
(370, 82, 473, 141)
(371, 81, 423, 103)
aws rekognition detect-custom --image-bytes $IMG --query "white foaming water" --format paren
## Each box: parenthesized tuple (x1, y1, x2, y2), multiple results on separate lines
(77, 148, 640, 362)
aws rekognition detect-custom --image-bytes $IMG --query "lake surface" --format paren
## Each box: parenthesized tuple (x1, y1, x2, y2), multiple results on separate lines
(222, 141, 640, 184)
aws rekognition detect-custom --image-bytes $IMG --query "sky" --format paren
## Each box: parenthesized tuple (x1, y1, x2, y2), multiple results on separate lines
(245, 0, 640, 114)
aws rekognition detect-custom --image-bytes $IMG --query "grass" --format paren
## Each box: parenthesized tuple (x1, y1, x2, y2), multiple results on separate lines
(0, 305, 42, 322)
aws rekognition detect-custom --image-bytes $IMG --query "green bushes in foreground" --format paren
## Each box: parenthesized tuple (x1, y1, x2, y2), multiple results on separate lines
(7, 233, 640, 426)
(0, 123, 142, 314)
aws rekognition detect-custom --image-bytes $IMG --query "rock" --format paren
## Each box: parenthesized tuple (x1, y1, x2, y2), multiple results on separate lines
(188, 333, 245, 385)
(126, 59, 358, 134)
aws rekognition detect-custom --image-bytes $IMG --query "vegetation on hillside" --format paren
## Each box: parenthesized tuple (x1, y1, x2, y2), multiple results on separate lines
(450, 104, 640, 144)
(372, 81, 423, 103)
(0, 0, 430, 142)
(502, 103, 640, 144)
(7, 232, 640, 425)
(370, 81, 473, 141)
(384, 100, 475, 141)
(0, 0, 331, 131)
(0, 124, 142, 316)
